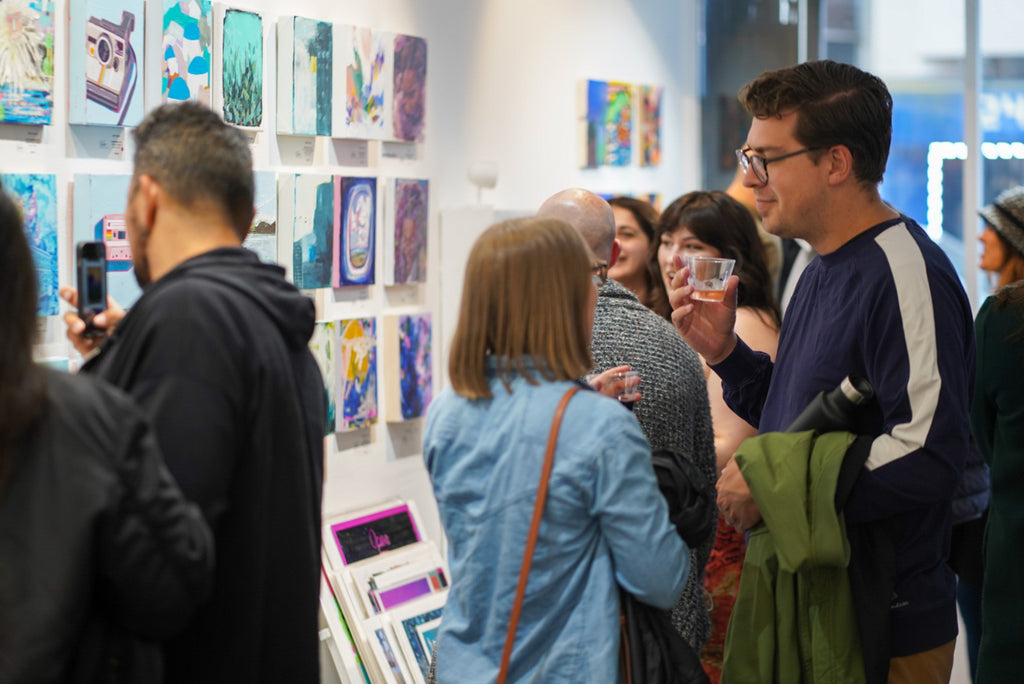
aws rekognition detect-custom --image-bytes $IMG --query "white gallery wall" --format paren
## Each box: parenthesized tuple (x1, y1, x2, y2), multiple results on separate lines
(13, 0, 701, 592)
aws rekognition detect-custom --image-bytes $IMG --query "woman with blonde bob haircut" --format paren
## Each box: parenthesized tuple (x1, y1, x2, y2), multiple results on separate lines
(424, 216, 689, 682)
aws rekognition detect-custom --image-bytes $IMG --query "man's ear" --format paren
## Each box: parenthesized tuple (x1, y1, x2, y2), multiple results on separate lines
(134, 174, 161, 231)
(609, 239, 622, 268)
(826, 145, 855, 186)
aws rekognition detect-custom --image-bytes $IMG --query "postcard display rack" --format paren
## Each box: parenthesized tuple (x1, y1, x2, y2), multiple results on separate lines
(321, 500, 448, 684)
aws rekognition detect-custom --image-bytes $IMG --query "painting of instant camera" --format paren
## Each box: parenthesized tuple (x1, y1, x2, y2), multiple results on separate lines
(86, 11, 137, 113)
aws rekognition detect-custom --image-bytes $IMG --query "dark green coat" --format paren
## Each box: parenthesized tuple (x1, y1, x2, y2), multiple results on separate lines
(971, 294, 1024, 684)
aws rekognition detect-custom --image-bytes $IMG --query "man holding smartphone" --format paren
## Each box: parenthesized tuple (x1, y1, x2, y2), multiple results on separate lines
(61, 103, 325, 684)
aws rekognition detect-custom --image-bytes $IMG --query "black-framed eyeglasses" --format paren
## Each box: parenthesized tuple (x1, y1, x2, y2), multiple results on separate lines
(735, 146, 823, 185)
(591, 261, 608, 286)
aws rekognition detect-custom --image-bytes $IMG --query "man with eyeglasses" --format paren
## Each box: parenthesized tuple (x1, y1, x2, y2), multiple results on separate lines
(538, 188, 717, 656)
(670, 61, 974, 684)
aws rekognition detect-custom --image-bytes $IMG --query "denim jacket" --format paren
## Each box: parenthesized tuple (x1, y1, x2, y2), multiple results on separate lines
(423, 360, 689, 682)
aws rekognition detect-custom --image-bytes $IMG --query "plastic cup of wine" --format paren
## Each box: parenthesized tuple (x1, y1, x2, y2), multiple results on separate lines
(684, 255, 736, 302)
(615, 370, 641, 412)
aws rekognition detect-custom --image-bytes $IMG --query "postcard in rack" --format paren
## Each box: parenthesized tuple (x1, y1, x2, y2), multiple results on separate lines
(323, 500, 423, 570)
(388, 591, 447, 684)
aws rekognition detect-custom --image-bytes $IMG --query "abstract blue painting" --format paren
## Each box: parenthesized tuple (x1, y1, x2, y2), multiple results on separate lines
(286, 173, 333, 290)
(333, 175, 376, 287)
(384, 314, 431, 421)
(2, 173, 58, 314)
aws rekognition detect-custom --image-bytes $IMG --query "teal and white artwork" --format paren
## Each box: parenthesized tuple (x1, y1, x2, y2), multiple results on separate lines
(1, 173, 58, 314)
(277, 15, 331, 136)
(219, 6, 261, 127)
(162, 0, 211, 105)
(309, 320, 337, 435)
(72, 174, 143, 309)
(69, 0, 144, 126)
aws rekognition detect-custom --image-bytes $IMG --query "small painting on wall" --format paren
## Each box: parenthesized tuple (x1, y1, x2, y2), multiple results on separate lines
(309, 320, 337, 434)
(278, 15, 331, 136)
(69, 0, 144, 127)
(333, 175, 376, 287)
(282, 173, 333, 290)
(244, 170, 276, 263)
(384, 178, 428, 285)
(638, 84, 662, 167)
(0, 0, 55, 125)
(219, 6, 261, 128)
(334, 24, 387, 140)
(2, 173, 58, 314)
(383, 314, 432, 422)
(162, 0, 212, 105)
(579, 79, 632, 168)
(339, 317, 378, 432)
(72, 174, 142, 309)
(392, 34, 425, 143)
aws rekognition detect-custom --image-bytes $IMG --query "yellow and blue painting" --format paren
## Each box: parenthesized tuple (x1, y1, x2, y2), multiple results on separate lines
(221, 8, 261, 128)
(334, 176, 376, 287)
(0, 0, 54, 125)
(72, 173, 142, 308)
(162, 0, 211, 105)
(309, 320, 337, 435)
(340, 317, 378, 431)
(2, 173, 57, 314)
(69, 0, 143, 127)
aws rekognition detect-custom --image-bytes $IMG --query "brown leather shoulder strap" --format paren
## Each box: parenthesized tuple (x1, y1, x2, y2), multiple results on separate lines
(496, 385, 581, 684)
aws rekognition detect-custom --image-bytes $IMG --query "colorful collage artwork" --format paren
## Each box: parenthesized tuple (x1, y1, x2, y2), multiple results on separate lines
(162, 0, 212, 105)
(278, 15, 332, 136)
(243, 170, 277, 264)
(385, 178, 428, 285)
(384, 314, 432, 422)
(71, 174, 143, 309)
(581, 79, 632, 168)
(639, 85, 662, 167)
(220, 7, 262, 128)
(339, 318, 378, 431)
(392, 34, 426, 143)
(0, 0, 54, 125)
(2, 173, 58, 315)
(309, 320, 337, 435)
(335, 25, 387, 140)
(333, 176, 376, 287)
(69, 0, 144, 127)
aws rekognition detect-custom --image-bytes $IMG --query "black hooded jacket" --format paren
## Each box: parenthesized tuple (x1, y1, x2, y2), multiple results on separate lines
(84, 247, 325, 683)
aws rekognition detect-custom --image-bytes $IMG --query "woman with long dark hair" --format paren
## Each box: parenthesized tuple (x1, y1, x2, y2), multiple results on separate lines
(655, 190, 780, 683)
(0, 185, 213, 683)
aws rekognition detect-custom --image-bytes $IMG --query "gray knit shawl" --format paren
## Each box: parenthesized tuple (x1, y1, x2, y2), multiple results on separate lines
(589, 279, 717, 653)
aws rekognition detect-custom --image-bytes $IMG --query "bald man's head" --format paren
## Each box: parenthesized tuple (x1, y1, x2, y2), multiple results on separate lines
(537, 188, 616, 261)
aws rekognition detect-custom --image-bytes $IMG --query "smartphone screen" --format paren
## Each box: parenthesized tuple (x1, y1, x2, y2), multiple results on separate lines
(76, 241, 107, 336)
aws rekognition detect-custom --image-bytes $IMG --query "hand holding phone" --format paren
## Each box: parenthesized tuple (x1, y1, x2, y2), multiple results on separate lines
(76, 241, 108, 338)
